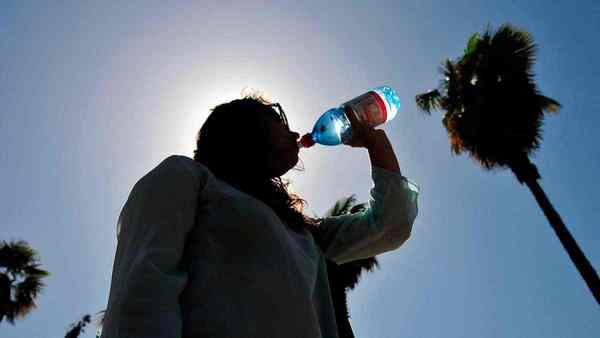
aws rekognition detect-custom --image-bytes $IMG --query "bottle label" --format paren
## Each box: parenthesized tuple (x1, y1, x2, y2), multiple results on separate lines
(343, 91, 387, 127)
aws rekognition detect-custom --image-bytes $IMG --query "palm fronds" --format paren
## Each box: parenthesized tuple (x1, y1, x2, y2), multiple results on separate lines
(0, 240, 49, 325)
(65, 314, 92, 338)
(415, 89, 442, 114)
(415, 23, 560, 169)
(324, 195, 359, 218)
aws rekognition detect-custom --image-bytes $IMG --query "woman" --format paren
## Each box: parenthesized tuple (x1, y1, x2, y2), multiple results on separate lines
(101, 94, 418, 338)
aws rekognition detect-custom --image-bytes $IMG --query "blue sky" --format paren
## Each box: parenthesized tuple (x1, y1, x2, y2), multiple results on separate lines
(1, 1, 599, 337)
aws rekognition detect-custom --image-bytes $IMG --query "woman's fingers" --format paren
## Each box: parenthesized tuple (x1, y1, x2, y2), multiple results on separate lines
(345, 107, 357, 124)
(344, 108, 374, 148)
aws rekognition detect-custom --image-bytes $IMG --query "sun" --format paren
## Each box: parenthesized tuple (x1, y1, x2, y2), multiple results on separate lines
(173, 85, 250, 156)
(169, 77, 313, 161)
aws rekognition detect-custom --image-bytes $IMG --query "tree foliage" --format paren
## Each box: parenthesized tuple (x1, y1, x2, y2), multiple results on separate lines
(0, 240, 49, 325)
(416, 24, 560, 169)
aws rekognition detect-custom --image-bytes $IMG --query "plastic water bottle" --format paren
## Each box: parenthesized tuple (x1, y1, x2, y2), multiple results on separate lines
(298, 86, 401, 148)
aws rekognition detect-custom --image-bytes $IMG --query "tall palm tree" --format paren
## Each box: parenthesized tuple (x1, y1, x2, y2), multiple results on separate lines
(310, 195, 381, 338)
(0, 240, 50, 324)
(415, 23, 599, 304)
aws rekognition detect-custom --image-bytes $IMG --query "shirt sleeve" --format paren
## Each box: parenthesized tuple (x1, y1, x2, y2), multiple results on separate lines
(101, 155, 209, 338)
(315, 166, 419, 265)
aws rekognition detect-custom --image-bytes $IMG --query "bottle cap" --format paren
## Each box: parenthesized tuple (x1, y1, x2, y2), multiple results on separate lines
(299, 133, 315, 148)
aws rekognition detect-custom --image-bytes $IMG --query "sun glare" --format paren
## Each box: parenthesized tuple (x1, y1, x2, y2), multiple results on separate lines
(174, 86, 250, 156)
(173, 79, 312, 158)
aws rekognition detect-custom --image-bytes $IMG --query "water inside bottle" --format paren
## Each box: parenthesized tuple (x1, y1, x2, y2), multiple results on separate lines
(310, 107, 352, 145)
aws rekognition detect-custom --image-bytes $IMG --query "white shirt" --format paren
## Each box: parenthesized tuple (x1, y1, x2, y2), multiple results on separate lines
(101, 155, 418, 338)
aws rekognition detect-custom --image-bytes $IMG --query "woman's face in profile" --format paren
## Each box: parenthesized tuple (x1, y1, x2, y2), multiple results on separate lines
(263, 113, 300, 178)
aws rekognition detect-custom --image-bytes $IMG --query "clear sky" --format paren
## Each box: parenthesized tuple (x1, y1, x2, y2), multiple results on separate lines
(2, 1, 599, 337)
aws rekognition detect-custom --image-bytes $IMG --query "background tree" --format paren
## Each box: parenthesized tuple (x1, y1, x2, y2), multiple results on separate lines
(64, 314, 91, 338)
(311, 195, 381, 338)
(415, 23, 599, 304)
(0, 240, 49, 325)
(64, 310, 105, 338)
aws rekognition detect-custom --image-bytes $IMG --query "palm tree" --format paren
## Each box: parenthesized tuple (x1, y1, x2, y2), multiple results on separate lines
(64, 314, 91, 338)
(0, 240, 50, 324)
(64, 310, 105, 338)
(415, 23, 599, 304)
(310, 195, 381, 338)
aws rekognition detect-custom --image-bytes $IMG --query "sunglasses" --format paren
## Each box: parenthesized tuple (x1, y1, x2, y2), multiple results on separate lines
(269, 103, 289, 130)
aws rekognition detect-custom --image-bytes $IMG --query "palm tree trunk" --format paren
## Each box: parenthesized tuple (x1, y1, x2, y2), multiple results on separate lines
(326, 259, 356, 338)
(512, 159, 600, 305)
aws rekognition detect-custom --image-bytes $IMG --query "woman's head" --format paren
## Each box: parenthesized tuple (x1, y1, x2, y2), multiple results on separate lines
(194, 96, 316, 231)
(193, 93, 315, 233)
(194, 95, 300, 183)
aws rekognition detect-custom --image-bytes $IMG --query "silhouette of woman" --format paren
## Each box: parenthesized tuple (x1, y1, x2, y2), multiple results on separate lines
(100, 93, 418, 338)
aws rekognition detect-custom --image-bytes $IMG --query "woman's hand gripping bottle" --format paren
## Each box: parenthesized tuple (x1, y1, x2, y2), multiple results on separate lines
(299, 86, 401, 148)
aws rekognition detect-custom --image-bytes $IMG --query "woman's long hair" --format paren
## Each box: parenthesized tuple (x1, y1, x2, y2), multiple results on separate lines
(193, 94, 318, 233)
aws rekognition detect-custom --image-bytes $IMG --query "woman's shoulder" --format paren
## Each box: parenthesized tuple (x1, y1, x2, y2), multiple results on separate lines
(159, 155, 212, 177)
(135, 155, 214, 192)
